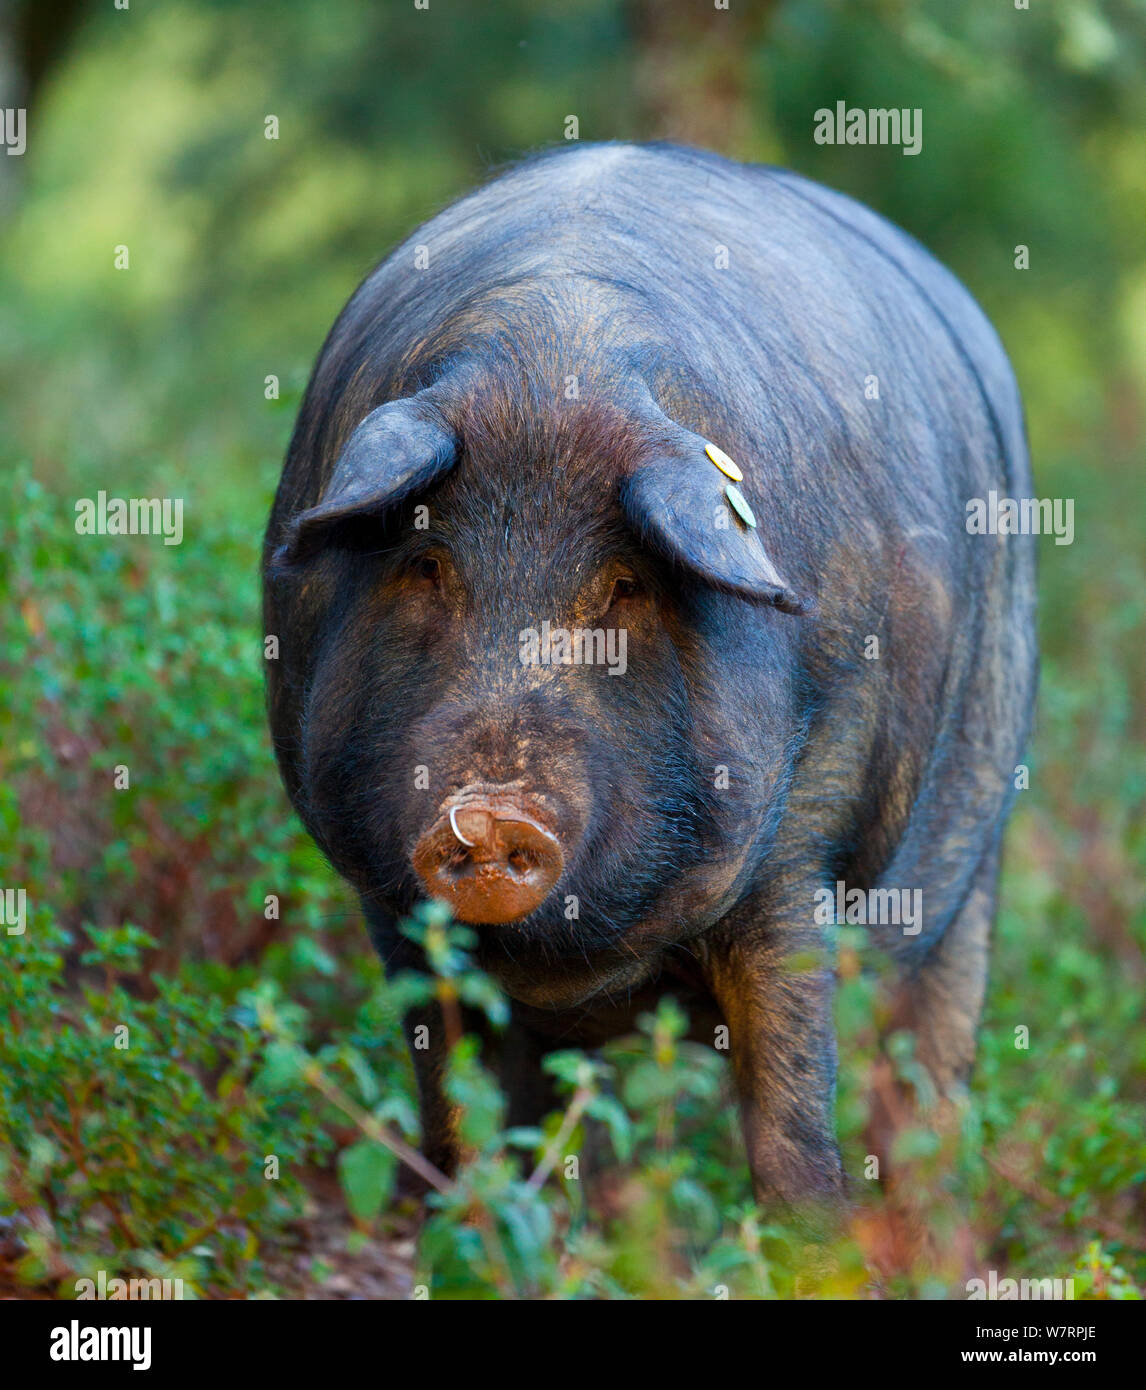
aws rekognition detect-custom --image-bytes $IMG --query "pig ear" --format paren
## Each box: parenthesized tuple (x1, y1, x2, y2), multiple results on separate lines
(275, 396, 459, 566)
(620, 451, 810, 613)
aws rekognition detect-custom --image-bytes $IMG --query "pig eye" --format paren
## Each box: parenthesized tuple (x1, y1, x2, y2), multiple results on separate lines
(608, 574, 642, 606)
(415, 556, 442, 588)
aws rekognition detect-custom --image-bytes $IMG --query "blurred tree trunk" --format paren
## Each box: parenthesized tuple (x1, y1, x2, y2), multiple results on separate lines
(0, 0, 87, 213)
(8, 0, 85, 106)
(626, 0, 778, 156)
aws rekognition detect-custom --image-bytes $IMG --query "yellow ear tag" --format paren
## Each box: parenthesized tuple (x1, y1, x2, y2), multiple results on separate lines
(705, 442, 744, 483)
(725, 483, 757, 528)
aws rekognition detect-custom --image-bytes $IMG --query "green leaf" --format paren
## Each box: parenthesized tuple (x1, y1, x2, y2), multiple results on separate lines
(338, 1139, 397, 1224)
(256, 1041, 307, 1093)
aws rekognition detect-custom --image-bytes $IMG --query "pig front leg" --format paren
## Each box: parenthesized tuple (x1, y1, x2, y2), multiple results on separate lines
(367, 910, 557, 1181)
(701, 926, 845, 1208)
(403, 1008, 558, 1180)
(364, 907, 462, 1178)
(402, 1000, 462, 1178)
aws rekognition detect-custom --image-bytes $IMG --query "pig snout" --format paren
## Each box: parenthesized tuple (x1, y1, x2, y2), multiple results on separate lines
(412, 788, 565, 925)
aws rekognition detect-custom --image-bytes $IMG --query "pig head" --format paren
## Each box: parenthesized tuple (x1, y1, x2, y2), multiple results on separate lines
(267, 357, 809, 1008)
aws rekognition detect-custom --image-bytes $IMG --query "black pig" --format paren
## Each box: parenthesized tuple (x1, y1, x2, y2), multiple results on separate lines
(263, 143, 1036, 1204)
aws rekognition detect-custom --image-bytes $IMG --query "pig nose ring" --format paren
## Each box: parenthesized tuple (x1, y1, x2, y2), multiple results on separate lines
(448, 804, 475, 847)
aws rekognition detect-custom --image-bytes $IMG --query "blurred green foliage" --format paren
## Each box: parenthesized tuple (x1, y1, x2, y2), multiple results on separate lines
(1, 0, 1144, 1298)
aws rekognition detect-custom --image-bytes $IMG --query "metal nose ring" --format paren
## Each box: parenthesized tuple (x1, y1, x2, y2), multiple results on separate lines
(448, 804, 475, 847)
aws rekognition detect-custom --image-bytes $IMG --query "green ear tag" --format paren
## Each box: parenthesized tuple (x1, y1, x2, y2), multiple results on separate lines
(725, 483, 757, 528)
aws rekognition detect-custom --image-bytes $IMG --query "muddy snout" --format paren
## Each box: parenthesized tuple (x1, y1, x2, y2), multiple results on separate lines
(412, 790, 565, 925)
